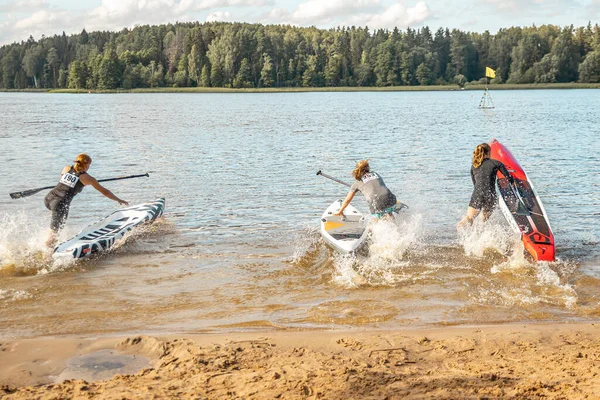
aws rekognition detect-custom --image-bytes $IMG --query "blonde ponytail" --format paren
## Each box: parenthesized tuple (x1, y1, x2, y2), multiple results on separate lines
(352, 159, 370, 180)
(472, 143, 490, 168)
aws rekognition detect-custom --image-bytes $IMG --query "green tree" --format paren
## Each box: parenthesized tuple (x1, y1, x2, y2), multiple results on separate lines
(531, 54, 556, 83)
(46, 47, 60, 87)
(551, 26, 581, 82)
(67, 60, 87, 89)
(355, 50, 372, 86)
(508, 32, 549, 83)
(210, 62, 223, 87)
(454, 73, 467, 87)
(174, 54, 188, 87)
(148, 60, 164, 87)
(302, 55, 319, 87)
(233, 57, 251, 88)
(200, 64, 211, 87)
(260, 53, 273, 87)
(578, 50, 600, 82)
(374, 42, 393, 86)
(1, 48, 19, 89)
(98, 47, 121, 89)
(188, 44, 200, 86)
(416, 62, 433, 85)
(58, 67, 68, 88)
(22, 44, 44, 87)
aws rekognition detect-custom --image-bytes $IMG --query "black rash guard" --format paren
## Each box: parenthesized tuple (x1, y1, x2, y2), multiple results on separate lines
(44, 166, 87, 231)
(469, 158, 513, 212)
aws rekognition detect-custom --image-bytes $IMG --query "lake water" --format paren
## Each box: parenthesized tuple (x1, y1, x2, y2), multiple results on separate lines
(0, 90, 599, 339)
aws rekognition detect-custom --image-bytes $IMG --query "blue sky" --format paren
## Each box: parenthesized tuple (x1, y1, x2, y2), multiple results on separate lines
(0, 0, 598, 45)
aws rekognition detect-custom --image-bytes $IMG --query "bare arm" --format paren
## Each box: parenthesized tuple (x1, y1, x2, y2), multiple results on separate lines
(80, 174, 129, 205)
(334, 190, 357, 216)
(497, 162, 514, 183)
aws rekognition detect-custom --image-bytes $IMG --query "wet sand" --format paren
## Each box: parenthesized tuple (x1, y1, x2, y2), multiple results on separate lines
(2, 323, 600, 399)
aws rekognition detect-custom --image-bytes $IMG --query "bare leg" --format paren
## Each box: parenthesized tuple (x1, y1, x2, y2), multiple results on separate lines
(45, 230, 57, 248)
(457, 207, 480, 229)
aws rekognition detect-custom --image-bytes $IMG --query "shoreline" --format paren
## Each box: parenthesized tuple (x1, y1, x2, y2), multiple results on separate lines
(1, 82, 600, 94)
(2, 321, 600, 398)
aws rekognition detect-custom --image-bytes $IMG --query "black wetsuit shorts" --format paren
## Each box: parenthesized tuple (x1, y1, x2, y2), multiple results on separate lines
(44, 193, 72, 232)
(469, 192, 497, 213)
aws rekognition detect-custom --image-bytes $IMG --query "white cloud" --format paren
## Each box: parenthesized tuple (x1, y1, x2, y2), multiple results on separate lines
(1, 7, 76, 44)
(85, 0, 197, 31)
(484, 0, 581, 15)
(267, 7, 290, 20)
(197, 0, 273, 10)
(344, 0, 431, 29)
(0, 0, 48, 13)
(587, 0, 600, 18)
(206, 10, 232, 21)
(262, 0, 431, 28)
(0, 0, 280, 44)
(289, 0, 380, 24)
(13, 9, 71, 30)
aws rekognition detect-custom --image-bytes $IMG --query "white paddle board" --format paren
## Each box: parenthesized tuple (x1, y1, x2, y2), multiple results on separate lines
(320, 200, 369, 254)
(53, 198, 165, 260)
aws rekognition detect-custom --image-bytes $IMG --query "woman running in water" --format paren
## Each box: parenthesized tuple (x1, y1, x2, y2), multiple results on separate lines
(335, 159, 398, 220)
(458, 143, 513, 228)
(45, 154, 129, 247)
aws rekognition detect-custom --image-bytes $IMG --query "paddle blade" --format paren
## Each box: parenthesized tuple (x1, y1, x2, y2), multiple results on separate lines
(10, 187, 47, 199)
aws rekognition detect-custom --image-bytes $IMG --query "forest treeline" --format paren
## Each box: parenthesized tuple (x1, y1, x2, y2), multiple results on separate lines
(1, 21, 600, 90)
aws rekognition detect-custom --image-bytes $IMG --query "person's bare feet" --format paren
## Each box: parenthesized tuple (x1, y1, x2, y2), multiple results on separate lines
(45, 231, 57, 249)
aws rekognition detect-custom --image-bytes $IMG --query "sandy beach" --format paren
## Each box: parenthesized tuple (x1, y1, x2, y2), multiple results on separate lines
(2, 323, 600, 399)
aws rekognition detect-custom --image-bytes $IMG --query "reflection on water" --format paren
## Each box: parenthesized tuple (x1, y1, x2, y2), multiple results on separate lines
(56, 349, 150, 382)
(0, 90, 598, 339)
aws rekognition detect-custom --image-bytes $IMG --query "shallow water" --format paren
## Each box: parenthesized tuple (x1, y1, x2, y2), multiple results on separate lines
(0, 90, 598, 339)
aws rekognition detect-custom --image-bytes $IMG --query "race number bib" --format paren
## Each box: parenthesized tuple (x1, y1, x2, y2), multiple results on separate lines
(361, 172, 379, 184)
(59, 172, 79, 188)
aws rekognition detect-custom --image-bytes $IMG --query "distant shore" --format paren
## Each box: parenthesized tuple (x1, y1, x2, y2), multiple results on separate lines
(1, 82, 600, 94)
(2, 322, 600, 398)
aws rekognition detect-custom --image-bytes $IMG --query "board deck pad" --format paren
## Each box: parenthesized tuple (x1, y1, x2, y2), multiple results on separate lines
(53, 198, 165, 260)
(320, 200, 368, 254)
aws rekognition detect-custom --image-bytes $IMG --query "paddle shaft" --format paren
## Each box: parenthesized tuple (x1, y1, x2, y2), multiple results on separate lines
(10, 173, 150, 199)
(316, 170, 351, 188)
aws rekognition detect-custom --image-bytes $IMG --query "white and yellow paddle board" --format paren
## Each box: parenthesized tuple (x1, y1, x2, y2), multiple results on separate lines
(53, 198, 165, 260)
(320, 199, 369, 254)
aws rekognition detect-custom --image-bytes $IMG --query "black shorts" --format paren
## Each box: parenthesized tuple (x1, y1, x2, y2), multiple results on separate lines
(44, 193, 72, 232)
(469, 192, 497, 213)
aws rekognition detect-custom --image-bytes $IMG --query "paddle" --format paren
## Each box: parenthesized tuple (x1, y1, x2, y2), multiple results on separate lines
(316, 170, 409, 209)
(10, 173, 150, 200)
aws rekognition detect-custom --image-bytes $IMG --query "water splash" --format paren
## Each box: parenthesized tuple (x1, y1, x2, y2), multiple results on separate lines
(331, 253, 364, 288)
(0, 211, 55, 275)
(289, 225, 320, 266)
(367, 212, 423, 261)
(483, 243, 578, 309)
(458, 214, 516, 258)
(330, 211, 424, 287)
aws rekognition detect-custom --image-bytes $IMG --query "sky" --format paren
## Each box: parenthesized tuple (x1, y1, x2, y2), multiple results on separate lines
(0, 0, 598, 45)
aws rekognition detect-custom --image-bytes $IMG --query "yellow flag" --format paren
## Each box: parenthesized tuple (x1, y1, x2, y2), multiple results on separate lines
(485, 67, 496, 79)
